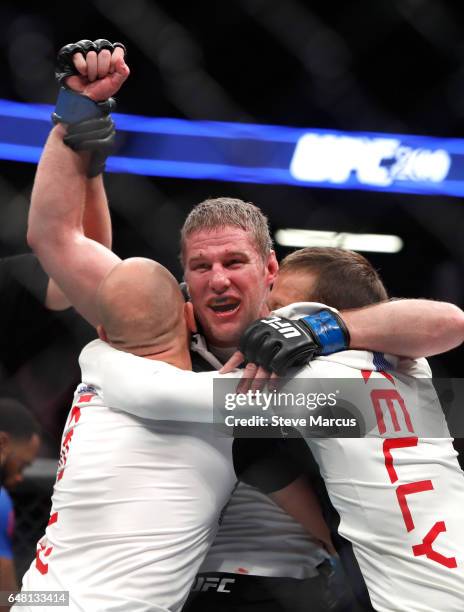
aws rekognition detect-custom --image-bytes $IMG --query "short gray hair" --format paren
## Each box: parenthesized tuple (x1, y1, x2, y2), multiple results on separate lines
(180, 197, 273, 263)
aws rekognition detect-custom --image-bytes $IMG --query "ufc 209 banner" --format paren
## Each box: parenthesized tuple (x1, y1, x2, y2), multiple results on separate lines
(1, 97, 464, 197)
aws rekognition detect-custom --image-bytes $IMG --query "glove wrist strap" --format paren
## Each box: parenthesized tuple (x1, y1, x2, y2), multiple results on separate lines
(301, 310, 350, 355)
(53, 87, 115, 124)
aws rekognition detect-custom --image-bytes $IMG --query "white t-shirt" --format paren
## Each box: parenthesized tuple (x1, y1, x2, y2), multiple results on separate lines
(282, 303, 464, 612)
(291, 350, 464, 612)
(197, 480, 329, 578)
(18, 342, 237, 612)
(80, 339, 328, 580)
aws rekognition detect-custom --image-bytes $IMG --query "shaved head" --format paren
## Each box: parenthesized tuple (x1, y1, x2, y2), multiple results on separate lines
(97, 258, 189, 355)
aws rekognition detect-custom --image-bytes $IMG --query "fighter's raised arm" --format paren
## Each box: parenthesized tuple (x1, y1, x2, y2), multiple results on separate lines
(27, 40, 129, 327)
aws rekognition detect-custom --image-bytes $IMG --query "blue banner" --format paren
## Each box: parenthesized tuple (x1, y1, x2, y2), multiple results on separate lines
(0, 98, 463, 197)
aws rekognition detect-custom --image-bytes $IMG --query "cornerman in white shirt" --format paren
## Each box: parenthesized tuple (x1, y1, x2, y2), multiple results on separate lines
(17, 259, 239, 611)
(241, 247, 464, 612)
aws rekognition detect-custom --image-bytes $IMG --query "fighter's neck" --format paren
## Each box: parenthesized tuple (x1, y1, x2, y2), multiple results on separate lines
(208, 344, 236, 363)
(114, 341, 193, 371)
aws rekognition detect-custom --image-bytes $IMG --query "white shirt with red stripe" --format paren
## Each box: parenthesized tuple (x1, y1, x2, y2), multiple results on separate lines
(279, 303, 464, 612)
(18, 354, 237, 612)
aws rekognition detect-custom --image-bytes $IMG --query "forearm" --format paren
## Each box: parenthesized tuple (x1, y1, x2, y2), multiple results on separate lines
(39, 178, 113, 312)
(28, 124, 88, 227)
(270, 475, 334, 554)
(104, 369, 215, 422)
(0, 557, 17, 595)
(80, 342, 223, 422)
(28, 124, 87, 245)
(83, 175, 112, 249)
(342, 299, 464, 358)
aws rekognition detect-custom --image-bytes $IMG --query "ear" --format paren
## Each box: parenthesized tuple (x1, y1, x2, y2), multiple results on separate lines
(97, 325, 109, 343)
(265, 250, 279, 287)
(184, 301, 197, 334)
(179, 281, 191, 302)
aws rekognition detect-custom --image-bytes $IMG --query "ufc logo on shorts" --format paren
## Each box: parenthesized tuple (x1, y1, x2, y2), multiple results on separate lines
(191, 576, 235, 593)
(262, 316, 301, 339)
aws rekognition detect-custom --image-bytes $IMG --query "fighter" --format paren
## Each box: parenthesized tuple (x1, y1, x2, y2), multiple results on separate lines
(15, 258, 239, 611)
(18, 42, 334, 611)
(25, 40, 464, 612)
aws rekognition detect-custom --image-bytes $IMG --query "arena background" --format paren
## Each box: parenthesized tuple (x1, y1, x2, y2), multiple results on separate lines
(1, 0, 463, 582)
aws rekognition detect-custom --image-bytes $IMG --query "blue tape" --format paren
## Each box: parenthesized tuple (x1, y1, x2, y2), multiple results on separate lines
(54, 87, 103, 124)
(302, 311, 348, 355)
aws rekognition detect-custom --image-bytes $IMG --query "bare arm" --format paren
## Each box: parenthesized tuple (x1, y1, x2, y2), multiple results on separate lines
(43, 174, 113, 312)
(343, 299, 464, 358)
(222, 298, 464, 375)
(82, 176, 112, 250)
(28, 125, 119, 326)
(0, 557, 17, 610)
(270, 475, 335, 555)
(27, 47, 128, 325)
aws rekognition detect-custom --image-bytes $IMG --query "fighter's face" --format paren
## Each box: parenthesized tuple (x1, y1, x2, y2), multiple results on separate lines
(184, 227, 278, 347)
(1, 433, 40, 490)
(268, 269, 318, 311)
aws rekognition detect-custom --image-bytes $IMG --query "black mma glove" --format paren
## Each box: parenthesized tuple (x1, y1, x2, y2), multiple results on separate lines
(63, 116, 116, 178)
(55, 39, 126, 86)
(53, 39, 125, 176)
(239, 309, 350, 376)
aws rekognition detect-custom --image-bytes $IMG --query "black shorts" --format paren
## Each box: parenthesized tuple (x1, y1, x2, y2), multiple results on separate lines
(182, 560, 362, 612)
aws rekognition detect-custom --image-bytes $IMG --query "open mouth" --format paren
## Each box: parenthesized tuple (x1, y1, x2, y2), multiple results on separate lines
(208, 299, 241, 316)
